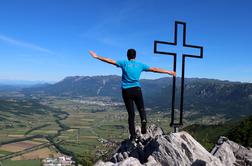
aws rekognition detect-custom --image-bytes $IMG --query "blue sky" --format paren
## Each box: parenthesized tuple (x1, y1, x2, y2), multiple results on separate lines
(0, 0, 251, 82)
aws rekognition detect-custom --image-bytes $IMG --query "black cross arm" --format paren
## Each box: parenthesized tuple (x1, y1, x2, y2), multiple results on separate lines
(154, 41, 176, 56)
(183, 44, 204, 59)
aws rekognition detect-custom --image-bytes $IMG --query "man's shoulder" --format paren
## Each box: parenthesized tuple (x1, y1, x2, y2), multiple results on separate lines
(135, 61, 148, 66)
(116, 59, 127, 63)
(117, 60, 148, 67)
(135, 61, 150, 70)
(116, 60, 127, 67)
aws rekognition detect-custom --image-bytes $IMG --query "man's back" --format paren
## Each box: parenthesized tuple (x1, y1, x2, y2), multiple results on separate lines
(116, 60, 150, 89)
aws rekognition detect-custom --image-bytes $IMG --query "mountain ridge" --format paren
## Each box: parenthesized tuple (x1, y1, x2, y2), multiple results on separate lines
(24, 75, 252, 118)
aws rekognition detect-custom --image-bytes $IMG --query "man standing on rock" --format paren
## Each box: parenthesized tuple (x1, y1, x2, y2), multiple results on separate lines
(89, 49, 176, 142)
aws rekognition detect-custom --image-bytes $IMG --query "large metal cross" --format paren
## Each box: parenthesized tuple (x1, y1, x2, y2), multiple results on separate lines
(154, 21, 203, 132)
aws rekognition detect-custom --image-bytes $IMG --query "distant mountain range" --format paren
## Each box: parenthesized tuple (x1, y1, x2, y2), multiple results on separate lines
(24, 75, 252, 118)
(0, 79, 53, 85)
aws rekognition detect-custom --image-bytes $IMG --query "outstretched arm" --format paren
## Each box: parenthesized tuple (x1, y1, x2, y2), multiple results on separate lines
(148, 67, 176, 76)
(88, 50, 117, 66)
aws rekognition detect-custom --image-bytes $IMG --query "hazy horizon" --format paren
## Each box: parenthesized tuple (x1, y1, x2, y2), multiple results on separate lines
(0, 74, 251, 85)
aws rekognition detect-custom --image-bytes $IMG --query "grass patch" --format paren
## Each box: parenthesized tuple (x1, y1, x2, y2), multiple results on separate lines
(1, 159, 41, 166)
(0, 149, 12, 156)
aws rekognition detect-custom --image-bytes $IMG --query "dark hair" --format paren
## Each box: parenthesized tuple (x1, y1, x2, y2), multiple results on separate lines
(127, 49, 136, 60)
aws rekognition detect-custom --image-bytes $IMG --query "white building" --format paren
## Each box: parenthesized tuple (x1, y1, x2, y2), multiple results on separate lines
(42, 156, 75, 166)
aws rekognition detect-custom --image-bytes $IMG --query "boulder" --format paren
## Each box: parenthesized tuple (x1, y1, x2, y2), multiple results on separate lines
(212, 136, 252, 166)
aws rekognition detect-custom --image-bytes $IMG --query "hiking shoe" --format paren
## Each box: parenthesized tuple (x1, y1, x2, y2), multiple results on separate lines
(131, 139, 137, 147)
(130, 135, 136, 141)
(141, 120, 147, 134)
(129, 136, 137, 147)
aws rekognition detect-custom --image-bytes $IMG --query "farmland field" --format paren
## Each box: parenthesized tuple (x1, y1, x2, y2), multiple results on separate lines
(11, 147, 60, 160)
(0, 92, 230, 165)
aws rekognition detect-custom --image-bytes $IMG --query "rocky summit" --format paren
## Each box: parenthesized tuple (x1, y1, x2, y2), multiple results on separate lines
(94, 124, 252, 166)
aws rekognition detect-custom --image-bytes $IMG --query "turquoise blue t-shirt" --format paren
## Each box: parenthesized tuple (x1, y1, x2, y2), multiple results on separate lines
(116, 60, 150, 89)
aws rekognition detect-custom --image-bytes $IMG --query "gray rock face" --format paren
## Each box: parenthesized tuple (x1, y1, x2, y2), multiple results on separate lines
(94, 124, 251, 166)
(212, 136, 252, 166)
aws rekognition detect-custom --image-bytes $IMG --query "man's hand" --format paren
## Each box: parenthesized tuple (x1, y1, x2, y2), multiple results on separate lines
(88, 50, 99, 59)
(88, 50, 117, 65)
(170, 71, 176, 77)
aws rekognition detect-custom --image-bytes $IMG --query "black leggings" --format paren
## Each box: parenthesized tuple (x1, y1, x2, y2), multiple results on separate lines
(122, 87, 147, 138)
